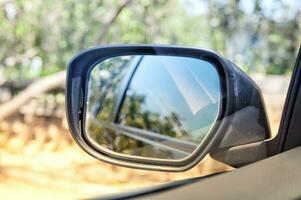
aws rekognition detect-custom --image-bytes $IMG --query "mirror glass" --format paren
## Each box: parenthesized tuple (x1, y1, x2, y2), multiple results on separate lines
(85, 55, 221, 160)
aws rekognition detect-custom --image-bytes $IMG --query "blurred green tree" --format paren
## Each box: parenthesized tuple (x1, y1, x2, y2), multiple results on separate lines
(1, 0, 300, 80)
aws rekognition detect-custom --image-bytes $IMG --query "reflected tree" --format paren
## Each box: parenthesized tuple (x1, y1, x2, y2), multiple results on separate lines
(89, 56, 134, 121)
(87, 91, 189, 159)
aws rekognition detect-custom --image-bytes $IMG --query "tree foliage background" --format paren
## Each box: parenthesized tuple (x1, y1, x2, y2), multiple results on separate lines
(0, 0, 300, 84)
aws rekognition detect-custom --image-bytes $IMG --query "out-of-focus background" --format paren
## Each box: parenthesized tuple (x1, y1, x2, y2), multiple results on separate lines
(0, 0, 300, 199)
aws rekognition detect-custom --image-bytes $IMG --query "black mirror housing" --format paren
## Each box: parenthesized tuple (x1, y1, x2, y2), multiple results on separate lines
(66, 45, 271, 171)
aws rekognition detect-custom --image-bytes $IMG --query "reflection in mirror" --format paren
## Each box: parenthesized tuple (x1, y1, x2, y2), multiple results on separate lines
(86, 55, 221, 160)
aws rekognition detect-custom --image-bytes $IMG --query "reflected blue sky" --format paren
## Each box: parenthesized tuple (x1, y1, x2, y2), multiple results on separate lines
(126, 55, 221, 140)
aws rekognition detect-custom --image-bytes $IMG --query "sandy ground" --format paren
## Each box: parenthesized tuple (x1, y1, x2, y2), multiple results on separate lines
(0, 146, 125, 199)
(0, 142, 231, 199)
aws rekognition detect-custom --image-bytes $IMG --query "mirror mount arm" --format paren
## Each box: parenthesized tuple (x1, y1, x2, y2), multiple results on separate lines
(210, 136, 279, 167)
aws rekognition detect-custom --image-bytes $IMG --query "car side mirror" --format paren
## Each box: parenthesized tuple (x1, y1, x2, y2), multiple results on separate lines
(66, 45, 271, 171)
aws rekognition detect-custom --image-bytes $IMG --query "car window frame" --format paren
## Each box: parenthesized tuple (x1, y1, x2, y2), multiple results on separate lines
(276, 46, 301, 152)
